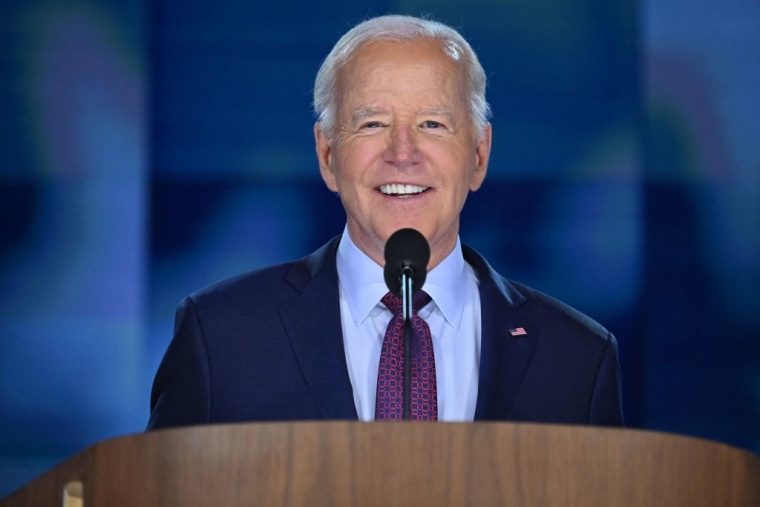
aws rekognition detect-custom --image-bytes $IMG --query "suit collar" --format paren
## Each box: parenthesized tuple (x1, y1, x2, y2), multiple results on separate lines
(463, 246, 538, 420)
(280, 236, 358, 420)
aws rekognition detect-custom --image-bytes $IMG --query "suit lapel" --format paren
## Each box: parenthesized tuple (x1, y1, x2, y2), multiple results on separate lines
(279, 237, 358, 420)
(464, 246, 538, 420)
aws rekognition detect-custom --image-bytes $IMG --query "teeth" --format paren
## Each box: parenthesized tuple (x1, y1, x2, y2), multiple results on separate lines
(379, 184, 429, 197)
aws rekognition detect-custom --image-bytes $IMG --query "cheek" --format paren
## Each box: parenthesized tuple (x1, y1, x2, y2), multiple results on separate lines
(335, 144, 379, 181)
(345, 134, 387, 158)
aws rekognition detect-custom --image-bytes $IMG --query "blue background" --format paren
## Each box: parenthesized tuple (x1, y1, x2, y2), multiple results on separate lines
(1, 0, 759, 496)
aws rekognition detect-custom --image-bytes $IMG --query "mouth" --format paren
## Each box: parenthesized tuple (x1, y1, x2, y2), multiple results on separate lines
(377, 183, 430, 199)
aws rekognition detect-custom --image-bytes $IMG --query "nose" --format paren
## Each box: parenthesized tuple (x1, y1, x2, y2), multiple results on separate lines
(384, 124, 422, 167)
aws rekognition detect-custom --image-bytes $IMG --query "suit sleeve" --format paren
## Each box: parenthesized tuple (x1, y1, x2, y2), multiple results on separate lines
(147, 297, 211, 430)
(588, 332, 625, 426)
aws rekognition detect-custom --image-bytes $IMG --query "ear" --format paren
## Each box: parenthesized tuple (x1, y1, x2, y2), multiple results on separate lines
(315, 123, 338, 192)
(469, 122, 492, 192)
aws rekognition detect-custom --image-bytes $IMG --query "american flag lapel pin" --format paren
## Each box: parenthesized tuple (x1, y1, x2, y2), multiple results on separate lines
(508, 327, 528, 337)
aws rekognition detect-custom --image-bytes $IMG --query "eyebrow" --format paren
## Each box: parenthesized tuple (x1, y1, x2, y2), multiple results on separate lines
(419, 107, 455, 118)
(419, 108, 457, 125)
(350, 107, 456, 123)
(350, 107, 388, 123)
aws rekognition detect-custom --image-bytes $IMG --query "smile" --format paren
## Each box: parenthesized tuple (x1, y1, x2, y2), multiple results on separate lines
(378, 183, 430, 198)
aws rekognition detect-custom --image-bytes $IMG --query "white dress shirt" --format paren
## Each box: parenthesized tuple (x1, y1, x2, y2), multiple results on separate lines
(336, 228, 482, 421)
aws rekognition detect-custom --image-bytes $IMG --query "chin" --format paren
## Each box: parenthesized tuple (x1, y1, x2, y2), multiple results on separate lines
(385, 224, 428, 237)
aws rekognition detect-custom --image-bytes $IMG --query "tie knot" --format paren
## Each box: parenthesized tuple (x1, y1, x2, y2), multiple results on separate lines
(381, 291, 431, 314)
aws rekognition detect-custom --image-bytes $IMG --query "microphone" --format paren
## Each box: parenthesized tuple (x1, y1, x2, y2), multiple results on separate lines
(383, 228, 430, 420)
(383, 228, 430, 298)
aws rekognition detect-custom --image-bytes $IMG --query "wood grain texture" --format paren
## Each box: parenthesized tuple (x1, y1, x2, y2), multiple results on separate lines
(2, 422, 759, 506)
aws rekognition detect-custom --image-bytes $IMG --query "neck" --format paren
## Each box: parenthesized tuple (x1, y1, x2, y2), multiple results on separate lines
(344, 225, 459, 272)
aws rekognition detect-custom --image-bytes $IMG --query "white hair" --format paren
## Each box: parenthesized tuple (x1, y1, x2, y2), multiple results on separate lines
(313, 15, 491, 139)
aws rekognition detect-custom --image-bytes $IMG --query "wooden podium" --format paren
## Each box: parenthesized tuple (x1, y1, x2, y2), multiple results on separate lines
(2, 422, 759, 506)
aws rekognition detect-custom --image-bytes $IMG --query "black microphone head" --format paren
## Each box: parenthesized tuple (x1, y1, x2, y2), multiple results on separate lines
(383, 228, 430, 296)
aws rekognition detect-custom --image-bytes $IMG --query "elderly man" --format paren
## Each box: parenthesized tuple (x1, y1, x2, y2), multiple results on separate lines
(148, 15, 623, 429)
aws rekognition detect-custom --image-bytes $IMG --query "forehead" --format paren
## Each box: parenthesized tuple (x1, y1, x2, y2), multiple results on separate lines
(336, 39, 466, 110)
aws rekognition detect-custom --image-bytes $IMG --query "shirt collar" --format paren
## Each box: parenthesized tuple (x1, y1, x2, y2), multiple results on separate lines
(336, 226, 470, 329)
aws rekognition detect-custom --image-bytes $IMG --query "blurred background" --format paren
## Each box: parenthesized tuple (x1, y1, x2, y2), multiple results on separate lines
(1, 0, 758, 496)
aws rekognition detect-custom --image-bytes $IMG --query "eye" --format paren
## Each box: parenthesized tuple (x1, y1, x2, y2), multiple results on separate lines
(361, 121, 385, 130)
(421, 120, 444, 129)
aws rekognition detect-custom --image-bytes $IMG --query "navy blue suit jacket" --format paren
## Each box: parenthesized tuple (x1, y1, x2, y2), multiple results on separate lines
(148, 236, 623, 430)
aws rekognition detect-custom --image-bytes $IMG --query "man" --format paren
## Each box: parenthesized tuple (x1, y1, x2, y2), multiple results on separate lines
(147, 15, 623, 429)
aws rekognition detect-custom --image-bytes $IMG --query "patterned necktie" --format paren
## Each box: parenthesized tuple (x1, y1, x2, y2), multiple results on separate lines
(375, 290, 438, 421)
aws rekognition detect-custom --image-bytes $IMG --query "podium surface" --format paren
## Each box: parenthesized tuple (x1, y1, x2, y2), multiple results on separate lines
(2, 422, 759, 506)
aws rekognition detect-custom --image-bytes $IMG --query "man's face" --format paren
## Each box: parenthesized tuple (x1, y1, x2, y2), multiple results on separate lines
(315, 39, 491, 268)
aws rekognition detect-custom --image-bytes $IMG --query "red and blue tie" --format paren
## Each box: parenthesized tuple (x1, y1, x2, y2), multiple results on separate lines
(375, 291, 438, 421)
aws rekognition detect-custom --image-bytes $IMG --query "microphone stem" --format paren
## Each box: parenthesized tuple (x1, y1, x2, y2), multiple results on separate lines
(401, 272, 413, 420)
(402, 271, 412, 322)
